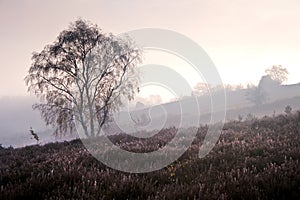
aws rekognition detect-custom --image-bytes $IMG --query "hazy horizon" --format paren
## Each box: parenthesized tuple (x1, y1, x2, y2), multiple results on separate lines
(1, 0, 300, 98)
(1, 0, 300, 147)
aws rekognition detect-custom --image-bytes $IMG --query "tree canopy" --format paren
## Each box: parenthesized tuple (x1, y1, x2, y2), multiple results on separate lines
(25, 19, 142, 137)
(265, 65, 289, 84)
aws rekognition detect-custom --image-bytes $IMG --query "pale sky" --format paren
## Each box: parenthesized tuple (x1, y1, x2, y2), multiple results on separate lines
(1, 0, 300, 97)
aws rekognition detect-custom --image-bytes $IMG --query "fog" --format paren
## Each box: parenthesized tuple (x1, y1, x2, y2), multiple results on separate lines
(1, 79, 300, 147)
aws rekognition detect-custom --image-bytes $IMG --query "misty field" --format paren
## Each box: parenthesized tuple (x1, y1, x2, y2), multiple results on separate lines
(1, 113, 300, 199)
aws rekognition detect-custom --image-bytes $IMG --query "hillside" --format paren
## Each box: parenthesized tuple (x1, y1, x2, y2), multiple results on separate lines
(110, 95, 300, 134)
(1, 81, 300, 147)
(1, 112, 300, 199)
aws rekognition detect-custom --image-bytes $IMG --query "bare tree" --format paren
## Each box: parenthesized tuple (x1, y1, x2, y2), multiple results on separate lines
(265, 65, 289, 84)
(25, 19, 142, 137)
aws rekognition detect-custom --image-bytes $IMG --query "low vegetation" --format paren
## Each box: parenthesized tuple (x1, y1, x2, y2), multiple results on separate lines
(1, 112, 300, 199)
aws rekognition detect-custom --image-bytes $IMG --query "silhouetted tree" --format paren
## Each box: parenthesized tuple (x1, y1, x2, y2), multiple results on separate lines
(25, 19, 142, 137)
(265, 65, 288, 84)
(29, 127, 39, 144)
(246, 66, 288, 107)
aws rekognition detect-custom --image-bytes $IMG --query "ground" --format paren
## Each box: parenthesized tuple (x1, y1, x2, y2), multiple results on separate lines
(1, 113, 300, 199)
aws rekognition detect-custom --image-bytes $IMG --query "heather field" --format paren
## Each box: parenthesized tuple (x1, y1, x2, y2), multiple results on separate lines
(1, 113, 300, 199)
